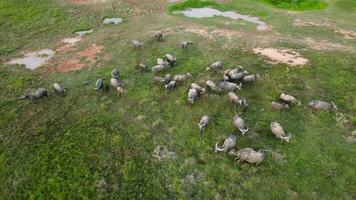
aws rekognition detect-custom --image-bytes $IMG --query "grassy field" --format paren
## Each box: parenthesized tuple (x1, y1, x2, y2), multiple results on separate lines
(169, 0, 327, 11)
(261, 0, 327, 10)
(0, 0, 355, 199)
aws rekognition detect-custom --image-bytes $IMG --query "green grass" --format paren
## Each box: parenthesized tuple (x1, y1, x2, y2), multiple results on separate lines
(0, 0, 355, 199)
(262, 0, 327, 10)
(334, 0, 356, 11)
(169, 0, 327, 11)
(0, 0, 95, 58)
(168, 0, 220, 12)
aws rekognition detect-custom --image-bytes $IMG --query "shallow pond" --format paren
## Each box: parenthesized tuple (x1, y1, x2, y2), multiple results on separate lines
(6, 49, 55, 70)
(103, 18, 123, 25)
(174, 7, 267, 30)
(75, 29, 93, 36)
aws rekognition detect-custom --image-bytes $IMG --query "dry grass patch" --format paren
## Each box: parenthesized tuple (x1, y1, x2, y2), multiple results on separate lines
(304, 37, 349, 51)
(253, 48, 309, 66)
(66, 0, 108, 4)
(293, 19, 356, 40)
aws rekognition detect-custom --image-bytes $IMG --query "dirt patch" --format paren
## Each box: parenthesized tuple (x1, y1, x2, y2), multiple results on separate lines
(122, 0, 168, 4)
(335, 29, 356, 40)
(67, 0, 108, 4)
(346, 136, 356, 143)
(56, 45, 74, 53)
(56, 37, 83, 53)
(304, 37, 347, 51)
(56, 60, 85, 72)
(293, 19, 356, 40)
(345, 129, 356, 143)
(184, 26, 241, 39)
(335, 112, 351, 129)
(293, 19, 328, 27)
(50, 44, 104, 72)
(62, 37, 82, 45)
(253, 48, 309, 66)
(180, 25, 351, 52)
(77, 44, 103, 63)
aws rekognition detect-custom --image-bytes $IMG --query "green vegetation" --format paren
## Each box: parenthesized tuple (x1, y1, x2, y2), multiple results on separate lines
(168, 0, 327, 11)
(168, 0, 220, 12)
(334, 0, 356, 11)
(262, 0, 327, 10)
(1, 0, 355, 199)
(0, 0, 93, 57)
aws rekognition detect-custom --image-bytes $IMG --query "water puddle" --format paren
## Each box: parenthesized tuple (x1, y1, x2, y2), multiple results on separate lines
(174, 7, 267, 30)
(6, 49, 55, 70)
(103, 18, 123, 25)
(75, 29, 93, 36)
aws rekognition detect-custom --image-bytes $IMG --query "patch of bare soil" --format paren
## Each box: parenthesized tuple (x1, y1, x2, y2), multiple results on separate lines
(293, 19, 329, 27)
(67, 0, 108, 4)
(50, 44, 104, 72)
(62, 37, 82, 45)
(184, 25, 352, 52)
(334, 29, 356, 40)
(122, 0, 167, 4)
(293, 19, 356, 40)
(56, 44, 73, 53)
(253, 48, 309, 66)
(304, 37, 348, 51)
(346, 136, 356, 143)
(184, 26, 241, 39)
(335, 112, 351, 129)
(56, 60, 84, 72)
(77, 44, 104, 63)
(120, 0, 167, 15)
(56, 37, 83, 53)
(345, 129, 356, 143)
